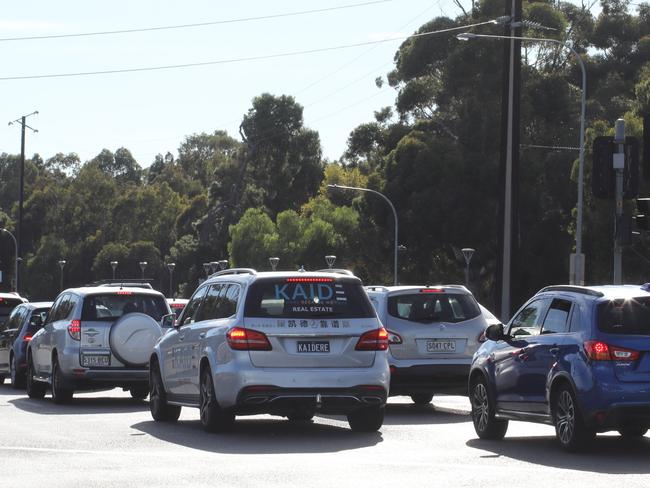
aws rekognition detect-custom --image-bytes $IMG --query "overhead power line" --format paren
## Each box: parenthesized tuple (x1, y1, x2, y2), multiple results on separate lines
(0, 20, 498, 82)
(0, 0, 393, 42)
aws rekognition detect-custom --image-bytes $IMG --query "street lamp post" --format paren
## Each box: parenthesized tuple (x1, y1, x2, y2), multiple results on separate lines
(328, 184, 399, 285)
(58, 259, 66, 292)
(110, 261, 118, 280)
(457, 32, 587, 287)
(203, 262, 212, 278)
(166, 263, 176, 297)
(325, 255, 336, 269)
(139, 261, 147, 280)
(218, 260, 229, 271)
(0, 228, 19, 293)
(461, 248, 475, 287)
(269, 257, 280, 271)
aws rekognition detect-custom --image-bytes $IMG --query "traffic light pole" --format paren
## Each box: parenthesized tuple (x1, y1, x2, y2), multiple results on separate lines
(613, 119, 626, 284)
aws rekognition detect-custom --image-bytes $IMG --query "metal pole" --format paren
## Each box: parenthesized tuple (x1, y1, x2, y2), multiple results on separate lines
(1, 228, 18, 293)
(613, 119, 626, 284)
(58, 260, 66, 292)
(18, 117, 25, 293)
(327, 184, 399, 285)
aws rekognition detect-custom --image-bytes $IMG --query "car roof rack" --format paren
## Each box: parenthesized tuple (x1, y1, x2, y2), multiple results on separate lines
(209, 268, 257, 278)
(314, 268, 355, 276)
(86, 279, 154, 289)
(538, 285, 604, 297)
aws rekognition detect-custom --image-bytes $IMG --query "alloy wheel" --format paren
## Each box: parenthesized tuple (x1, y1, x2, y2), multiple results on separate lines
(473, 382, 489, 433)
(200, 372, 213, 423)
(556, 390, 575, 445)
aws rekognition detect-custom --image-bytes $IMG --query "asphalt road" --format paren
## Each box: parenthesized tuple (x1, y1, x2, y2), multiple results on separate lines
(1, 384, 649, 488)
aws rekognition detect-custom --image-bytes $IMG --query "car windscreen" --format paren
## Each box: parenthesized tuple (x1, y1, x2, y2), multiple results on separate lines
(388, 293, 480, 324)
(81, 293, 168, 322)
(597, 297, 650, 335)
(0, 297, 23, 325)
(244, 278, 375, 318)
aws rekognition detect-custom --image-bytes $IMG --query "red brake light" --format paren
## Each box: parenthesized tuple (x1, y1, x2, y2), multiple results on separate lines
(584, 341, 639, 361)
(355, 328, 389, 351)
(116, 291, 133, 295)
(170, 303, 185, 308)
(286, 277, 334, 283)
(420, 288, 444, 293)
(226, 327, 272, 351)
(23, 334, 33, 342)
(68, 319, 81, 340)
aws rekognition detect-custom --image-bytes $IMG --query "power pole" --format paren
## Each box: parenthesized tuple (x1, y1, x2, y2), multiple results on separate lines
(495, 0, 522, 322)
(8, 111, 38, 294)
(613, 118, 626, 284)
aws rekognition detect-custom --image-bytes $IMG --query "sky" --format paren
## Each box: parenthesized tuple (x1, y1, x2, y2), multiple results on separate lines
(0, 0, 600, 168)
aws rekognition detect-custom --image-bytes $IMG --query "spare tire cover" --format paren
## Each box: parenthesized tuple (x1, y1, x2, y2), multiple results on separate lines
(109, 312, 162, 367)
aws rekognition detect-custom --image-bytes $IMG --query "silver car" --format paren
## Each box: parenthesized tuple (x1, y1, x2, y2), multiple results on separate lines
(365, 285, 489, 404)
(149, 268, 390, 432)
(26, 286, 171, 403)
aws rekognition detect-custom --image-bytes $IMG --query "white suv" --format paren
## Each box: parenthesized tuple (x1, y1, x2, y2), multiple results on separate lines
(149, 268, 390, 432)
(366, 285, 488, 404)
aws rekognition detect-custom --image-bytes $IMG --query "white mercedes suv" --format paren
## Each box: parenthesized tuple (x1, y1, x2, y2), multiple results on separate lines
(149, 268, 390, 432)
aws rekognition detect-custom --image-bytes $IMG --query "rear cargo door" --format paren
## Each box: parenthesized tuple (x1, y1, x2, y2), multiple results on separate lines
(243, 277, 379, 368)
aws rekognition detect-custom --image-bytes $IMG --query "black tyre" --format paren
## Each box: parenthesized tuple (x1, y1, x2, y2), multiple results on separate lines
(410, 393, 434, 405)
(10, 353, 25, 389)
(347, 406, 384, 432)
(25, 356, 46, 399)
(199, 367, 234, 433)
(553, 385, 595, 452)
(470, 377, 508, 440)
(0, 375, 5, 384)
(149, 361, 181, 422)
(51, 356, 73, 404)
(618, 426, 648, 438)
(130, 384, 149, 401)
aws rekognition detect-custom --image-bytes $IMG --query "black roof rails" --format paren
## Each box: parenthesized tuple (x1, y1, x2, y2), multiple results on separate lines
(87, 279, 154, 289)
(209, 268, 257, 278)
(538, 285, 604, 297)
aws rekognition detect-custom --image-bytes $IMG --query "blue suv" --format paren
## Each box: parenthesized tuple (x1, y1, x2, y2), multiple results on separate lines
(469, 285, 650, 451)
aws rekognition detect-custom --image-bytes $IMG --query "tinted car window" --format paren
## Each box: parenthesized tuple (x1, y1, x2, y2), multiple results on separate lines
(51, 295, 71, 322)
(387, 293, 480, 324)
(597, 297, 650, 335)
(81, 293, 168, 322)
(26, 308, 50, 334)
(179, 285, 209, 326)
(195, 284, 239, 321)
(0, 297, 24, 328)
(244, 278, 375, 318)
(509, 299, 549, 336)
(542, 299, 572, 334)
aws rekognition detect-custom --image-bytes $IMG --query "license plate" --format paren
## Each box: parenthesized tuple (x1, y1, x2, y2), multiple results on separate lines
(81, 354, 111, 367)
(297, 341, 330, 353)
(426, 340, 456, 353)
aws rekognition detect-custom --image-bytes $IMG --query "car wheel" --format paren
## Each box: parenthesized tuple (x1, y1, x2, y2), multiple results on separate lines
(553, 385, 594, 452)
(470, 377, 508, 440)
(410, 393, 434, 405)
(618, 426, 648, 438)
(347, 406, 384, 432)
(10, 353, 25, 389)
(51, 356, 73, 404)
(199, 367, 234, 433)
(149, 361, 181, 422)
(0, 375, 5, 384)
(25, 356, 46, 399)
(130, 385, 149, 401)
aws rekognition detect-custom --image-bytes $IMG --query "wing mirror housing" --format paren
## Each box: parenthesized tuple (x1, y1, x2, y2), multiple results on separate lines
(485, 323, 506, 342)
(160, 313, 176, 329)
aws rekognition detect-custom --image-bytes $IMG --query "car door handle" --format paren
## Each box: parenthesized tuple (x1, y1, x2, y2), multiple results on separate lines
(198, 332, 206, 339)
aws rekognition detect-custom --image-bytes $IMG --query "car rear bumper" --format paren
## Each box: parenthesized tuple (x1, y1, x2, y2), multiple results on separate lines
(389, 363, 471, 396)
(62, 368, 149, 390)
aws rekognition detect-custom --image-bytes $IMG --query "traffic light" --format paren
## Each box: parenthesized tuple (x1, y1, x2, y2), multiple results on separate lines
(636, 198, 650, 231)
(592, 136, 639, 199)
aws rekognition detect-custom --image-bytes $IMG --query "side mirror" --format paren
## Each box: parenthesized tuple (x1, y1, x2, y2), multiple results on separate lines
(160, 313, 176, 329)
(485, 323, 506, 342)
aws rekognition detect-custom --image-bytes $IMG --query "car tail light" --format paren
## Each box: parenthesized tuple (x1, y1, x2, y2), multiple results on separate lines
(420, 288, 445, 293)
(355, 328, 389, 351)
(116, 291, 133, 295)
(23, 334, 33, 342)
(584, 341, 639, 361)
(477, 329, 487, 343)
(68, 320, 81, 340)
(226, 327, 272, 351)
(386, 330, 402, 345)
(285, 277, 334, 283)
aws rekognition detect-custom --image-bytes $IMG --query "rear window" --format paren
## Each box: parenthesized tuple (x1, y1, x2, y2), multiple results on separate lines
(0, 297, 24, 325)
(82, 293, 168, 322)
(388, 293, 480, 323)
(244, 278, 375, 318)
(597, 298, 650, 335)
